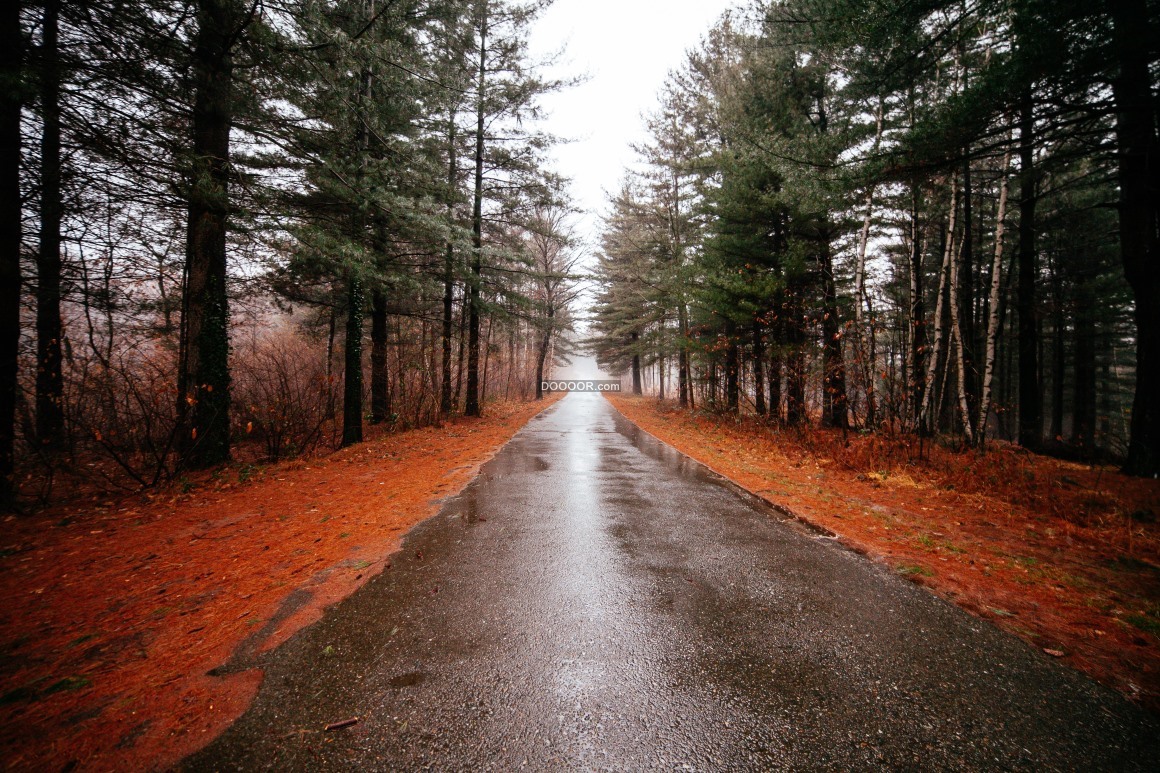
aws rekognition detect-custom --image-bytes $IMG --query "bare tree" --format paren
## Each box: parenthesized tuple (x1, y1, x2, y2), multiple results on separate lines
(528, 206, 582, 399)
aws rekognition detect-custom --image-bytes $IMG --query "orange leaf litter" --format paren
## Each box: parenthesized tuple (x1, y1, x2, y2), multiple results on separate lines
(0, 394, 562, 771)
(607, 394, 1160, 713)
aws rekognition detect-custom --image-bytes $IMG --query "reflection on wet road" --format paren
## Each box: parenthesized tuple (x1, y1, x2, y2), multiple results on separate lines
(188, 394, 1158, 770)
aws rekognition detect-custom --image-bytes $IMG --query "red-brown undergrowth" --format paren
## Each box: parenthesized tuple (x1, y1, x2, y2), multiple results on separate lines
(0, 395, 561, 771)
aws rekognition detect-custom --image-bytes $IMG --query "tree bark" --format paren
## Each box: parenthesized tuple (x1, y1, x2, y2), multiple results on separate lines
(1110, 0, 1160, 476)
(0, 0, 23, 506)
(35, 0, 64, 452)
(920, 180, 956, 434)
(853, 98, 882, 428)
(820, 233, 846, 429)
(948, 222, 974, 444)
(1016, 86, 1041, 451)
(370, 287, 388, 424)
(706, 358, 718, 407)
(465, 4, 487, 418)
(678, 303, 689, 407)
(441, 116, 457, 415)
(959, 149, 976, 418)
(1049, 255, 1065, 441)
(908, 183, 927, 427)
(977, 149, 1011, 445)
(454, 281, 466, 407)
(785, 287, 806, 426)
(534, 306, 553, 400)
(753, 322, 765, 416)
(631, 331, 643, 395)
(178, 0, 237, 468)
(341, 28, 373, 445)
(769, 319, 782, 424)
(725, 329, 739, 413)
(654, 349, 663, 400)
(341, 274, 364, 446)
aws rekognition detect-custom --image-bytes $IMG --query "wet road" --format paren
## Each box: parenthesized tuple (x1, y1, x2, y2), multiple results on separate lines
(187, 393, 1158, 770)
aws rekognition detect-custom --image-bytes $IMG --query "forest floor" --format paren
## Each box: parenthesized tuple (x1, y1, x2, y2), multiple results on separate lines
(607, 394, 1160, 713)
(0, 394, 562, 772)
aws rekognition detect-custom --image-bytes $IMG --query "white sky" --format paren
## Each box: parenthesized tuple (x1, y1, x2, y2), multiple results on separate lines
(527, 0, 741, 241)
(526, 1, 742, 380)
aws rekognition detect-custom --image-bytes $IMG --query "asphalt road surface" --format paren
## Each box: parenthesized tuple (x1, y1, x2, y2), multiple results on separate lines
(186, 393, 1158, 771)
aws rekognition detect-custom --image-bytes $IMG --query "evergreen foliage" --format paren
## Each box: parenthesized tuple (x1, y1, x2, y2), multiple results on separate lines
(590, 0, 1157, 473)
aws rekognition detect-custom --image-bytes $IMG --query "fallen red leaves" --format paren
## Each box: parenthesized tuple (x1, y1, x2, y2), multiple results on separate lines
(0, 395, 561, 771)
(607, 394, 1160, 713)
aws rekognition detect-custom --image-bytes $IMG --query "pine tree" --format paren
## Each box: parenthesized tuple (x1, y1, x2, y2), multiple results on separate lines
(176, 0, 248, 468)
(528, 205, 582, 399)
(462, 0, 563, 417)
(35, 0, 65, 452)
(0, 0, 25, 507)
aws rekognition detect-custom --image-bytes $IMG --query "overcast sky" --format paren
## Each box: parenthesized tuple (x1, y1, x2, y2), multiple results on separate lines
(527, 0, 741, 240)
(525, 1, 742, 379)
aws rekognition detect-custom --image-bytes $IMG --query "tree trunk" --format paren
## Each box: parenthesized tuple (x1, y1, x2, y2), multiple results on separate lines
(1110, 0, 1160, 476)
(454, 282, 467, 407)
(820, 235, 847, 429)
(0, 0, 22, 506)
(678, 303, 689, 407)
(341, 274, 364, 446)
(441, 246, 455, 414)
(948, 221, 974, 444)
(785, 288, 806, 427)
(706, 358, 718, 407)
(657, 349, 665, 400)
(341, 30, 373, 445)
(370, 287, 388, 423)
(920, 180, 956, 434)
(753, 322, 766, 416)
(480, 316, 493, 405)
(1016, 87, 1041, 451)
(440, 116, 457, 415)
(534, 306, 553, 400)
(908, 183, 927, 427)
(853, 187, 876, 428)
(178, 0, 237, 468)
(725, 330, 739, 413)
(503, 327, 514, 399)
(786, 349, 805, 426)
(465, 6, 487, 418)
(853, 98, 882, 428)
(769, 324, 782, 424)
(35, 0, 64, 452)
(977, 149, 1011, 445)
(1049, 257, 1065, 441)
(959, 149, 977, 419)
(1000, 306, 1015, 439)
(631, 331, 642, 395)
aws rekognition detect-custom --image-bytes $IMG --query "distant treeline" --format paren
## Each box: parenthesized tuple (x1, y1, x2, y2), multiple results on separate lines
(590, 0, 1158, 474)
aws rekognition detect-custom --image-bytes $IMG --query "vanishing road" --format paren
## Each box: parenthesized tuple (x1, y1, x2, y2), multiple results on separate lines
(188, 394, 1158, 770)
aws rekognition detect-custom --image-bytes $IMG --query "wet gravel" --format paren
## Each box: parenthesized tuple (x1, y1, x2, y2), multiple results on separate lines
(185, 393, 1159, 771)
